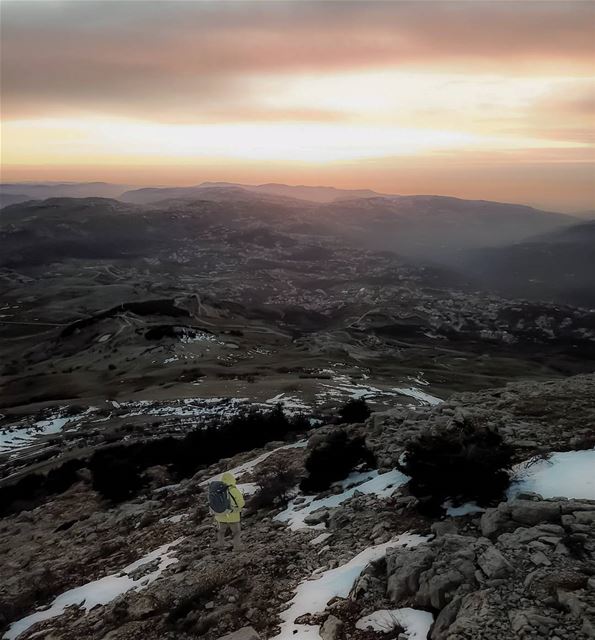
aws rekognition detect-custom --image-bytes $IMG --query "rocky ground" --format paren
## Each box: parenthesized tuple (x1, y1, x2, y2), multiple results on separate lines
(1, 373, 594, 640)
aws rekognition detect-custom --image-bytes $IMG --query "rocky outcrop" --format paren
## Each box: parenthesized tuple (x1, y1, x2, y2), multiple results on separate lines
(364, 496, 595, 640)
(367, 374, 595, 471)
(1, 374, 594, 640)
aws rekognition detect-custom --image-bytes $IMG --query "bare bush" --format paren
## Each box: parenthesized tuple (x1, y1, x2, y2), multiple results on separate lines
(249, 463, 299, 511)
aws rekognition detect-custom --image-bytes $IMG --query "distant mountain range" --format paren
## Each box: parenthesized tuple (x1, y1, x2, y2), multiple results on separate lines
(120, 182, 383, 204)
(1, 181, 591, 306)
(1, 181, 382, 207)
(0, 182, 133, 204)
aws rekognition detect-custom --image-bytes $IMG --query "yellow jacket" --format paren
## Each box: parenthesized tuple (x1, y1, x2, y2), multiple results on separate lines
(214, 472, 245, 523)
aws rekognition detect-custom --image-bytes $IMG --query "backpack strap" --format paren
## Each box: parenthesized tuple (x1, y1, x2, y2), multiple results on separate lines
(228, 487, 239, 509)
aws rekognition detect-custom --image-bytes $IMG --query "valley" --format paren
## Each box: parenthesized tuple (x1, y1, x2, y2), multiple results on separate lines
(0, 186, 594, 640)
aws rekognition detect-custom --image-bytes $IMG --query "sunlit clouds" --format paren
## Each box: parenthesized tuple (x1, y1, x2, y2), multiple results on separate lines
(1, 0, 594, 210)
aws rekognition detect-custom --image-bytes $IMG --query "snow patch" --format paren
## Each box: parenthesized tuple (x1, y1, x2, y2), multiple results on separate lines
(392, 387, 442, 406)
(508, 449, 595, 501)
(265, 393, 311, 413)
(442, 500, 485, 517)
(356, 608, 433, 639)
(0, 417, 72, 454)
(315, 370, 441, 407)
(3, 539, 183, 640)
(236, 482, 259, 497)
(200, 440, 307, 486)
(272, 533, 430, 640)
(276, 469, 409, 530)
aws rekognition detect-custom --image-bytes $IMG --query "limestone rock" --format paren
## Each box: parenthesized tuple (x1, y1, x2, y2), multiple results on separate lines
(477, 546, 513, 579)
(320, 614, 344, 640)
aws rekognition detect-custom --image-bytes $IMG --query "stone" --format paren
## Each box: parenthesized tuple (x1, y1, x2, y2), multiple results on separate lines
(557, 590, 584, 618)
(573, 511, 595, 525)
(480, 506, 513, 537)
(477, 546, 513, 579)
(430, 596, 463, 640)
(418, 569, 466, 609)
(509, 500, 561, 526)
(217, 626, 261, 640)
(386, 546, 434, 603)
(431, 521, 458, 537)
(530, 551, 552, 566)
(303, 509, 330, 526)
(320, 614, 343, 640)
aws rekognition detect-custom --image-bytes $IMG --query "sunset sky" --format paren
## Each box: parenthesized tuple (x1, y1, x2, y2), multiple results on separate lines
(1, 0, 594, 211)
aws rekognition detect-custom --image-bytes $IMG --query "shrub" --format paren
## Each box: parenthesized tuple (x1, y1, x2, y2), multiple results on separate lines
(339, 398, 371, 424)
(399, 420, 513, 508)
(88, 404, 311, 503)
(249, 463, 299, 511)
(90, 455, 142, 502)
(0, 459, 84, 517)
(300, 430, 376, 493)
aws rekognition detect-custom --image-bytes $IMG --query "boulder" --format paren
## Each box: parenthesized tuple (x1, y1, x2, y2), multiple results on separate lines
(303, 509, 330, 526)
(480, 505, 513, 537)
(320, 614, 344, 640)
(509, 500, 561, 526)
(386, 546, 434, 603)
(573, 510, 595, 525)
(477, 546, 513, 579)
(417, 569, 467, 609)
(431, 521, 458, 538)
(430, 595, 463, 640)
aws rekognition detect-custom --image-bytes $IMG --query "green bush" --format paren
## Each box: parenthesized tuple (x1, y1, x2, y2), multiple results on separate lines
(300, 430, 376, 493)
(339, 398, 371, 424)
(400, 420, 513, 508)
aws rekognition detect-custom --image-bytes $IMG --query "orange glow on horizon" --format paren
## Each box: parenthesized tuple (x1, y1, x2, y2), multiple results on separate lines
(1, 1, 594, 211)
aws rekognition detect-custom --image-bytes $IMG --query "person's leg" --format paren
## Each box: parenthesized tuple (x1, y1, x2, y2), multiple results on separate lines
(230, 521, 244, 551)
(215, 521, 227, 548)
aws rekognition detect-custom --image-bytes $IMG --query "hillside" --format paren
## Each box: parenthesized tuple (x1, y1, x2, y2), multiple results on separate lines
(457, 221, 595, 307)
(121, 182, 382, 205)
(1, 373, 594, 640)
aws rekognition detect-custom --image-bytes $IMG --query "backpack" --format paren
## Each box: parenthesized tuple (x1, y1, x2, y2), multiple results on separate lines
(208, 480, 233, 514)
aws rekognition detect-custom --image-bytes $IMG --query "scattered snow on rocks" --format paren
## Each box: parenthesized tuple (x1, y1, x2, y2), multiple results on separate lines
(315, 370, 441, 407)
(200, 440, 307, 486)
(265, 393, 311, 413)
(159, 514, 187, 524)
(276, 469, 409, 530)
(3, 538, 183, 640)
(179, 330, 219, 344)
(355, 608, 434, 639)
(236, 482, 259, 497)
(391, 386, 442, 406)
(508, 449, 595, 500)
(272, 533, 430, 640)
(310, 532, 333, 546)
(0, 417, 72, 454)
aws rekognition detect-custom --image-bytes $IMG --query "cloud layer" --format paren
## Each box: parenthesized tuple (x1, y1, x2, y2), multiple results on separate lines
(1, 0, 594, 210)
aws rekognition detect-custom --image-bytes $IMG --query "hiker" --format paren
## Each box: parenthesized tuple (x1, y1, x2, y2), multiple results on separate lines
(208, 472, 246, 551)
